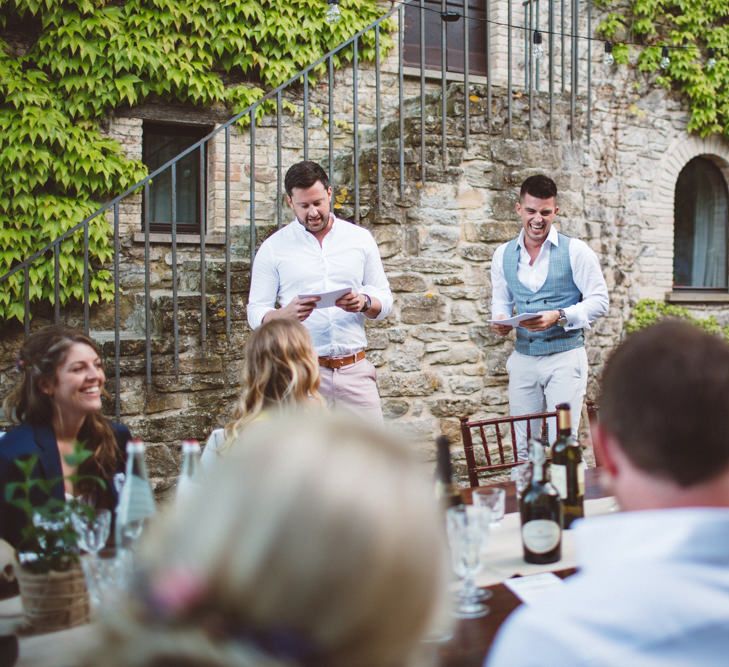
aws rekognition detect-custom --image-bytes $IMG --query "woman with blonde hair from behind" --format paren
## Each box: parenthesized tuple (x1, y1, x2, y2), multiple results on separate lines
(84, 411, 450, 667)
(201, 319, 322, 467)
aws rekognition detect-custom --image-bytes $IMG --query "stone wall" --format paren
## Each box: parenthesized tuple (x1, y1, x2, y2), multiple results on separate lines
(4, 4, 729, 489)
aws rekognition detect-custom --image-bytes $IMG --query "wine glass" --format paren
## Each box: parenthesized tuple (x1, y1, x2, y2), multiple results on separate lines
(472, 487, 505, 527)
(71, 507, 111, 608)
(446, 506, 489, 619)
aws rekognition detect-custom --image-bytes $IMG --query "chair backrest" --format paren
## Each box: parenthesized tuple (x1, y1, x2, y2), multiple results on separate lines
(459, 411, 558, 487)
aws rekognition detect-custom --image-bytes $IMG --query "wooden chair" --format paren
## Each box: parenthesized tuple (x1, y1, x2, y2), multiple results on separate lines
(459, 411, 558, 487)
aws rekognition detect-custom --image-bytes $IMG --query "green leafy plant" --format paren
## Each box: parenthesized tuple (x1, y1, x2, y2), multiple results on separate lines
(625, 298, 729, 341)
(0, 0, 391, 322)
(4, 444, 105, 573)
(596, 0, 729, 137)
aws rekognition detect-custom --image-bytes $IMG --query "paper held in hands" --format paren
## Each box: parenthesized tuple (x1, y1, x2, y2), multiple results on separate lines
(298, 287, 351, 309)
(489, 313, 540, 328)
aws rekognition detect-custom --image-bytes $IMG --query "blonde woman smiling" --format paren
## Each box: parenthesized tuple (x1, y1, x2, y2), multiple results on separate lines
(201, 319, 322, 467)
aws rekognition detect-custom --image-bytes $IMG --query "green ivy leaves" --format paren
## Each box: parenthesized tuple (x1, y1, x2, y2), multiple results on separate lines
(598, 1, 729, 137)
(0, 0, 385, 322)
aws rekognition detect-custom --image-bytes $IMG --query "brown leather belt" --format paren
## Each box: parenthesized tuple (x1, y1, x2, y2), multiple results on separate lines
(318, 350, 366, 369)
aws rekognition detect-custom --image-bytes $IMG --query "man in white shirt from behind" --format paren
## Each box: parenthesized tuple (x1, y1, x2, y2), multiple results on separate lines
(487, 320, 729, 667)
(247, 160, 393, 420)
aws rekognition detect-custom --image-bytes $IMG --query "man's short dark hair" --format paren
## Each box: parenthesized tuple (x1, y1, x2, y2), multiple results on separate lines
(519, 175, 558, 201)
(284, 161, 329, 197)
(599, 319, 729, 486)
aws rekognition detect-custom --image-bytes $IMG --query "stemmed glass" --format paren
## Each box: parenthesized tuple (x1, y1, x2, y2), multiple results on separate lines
(71, 507, 111, 607)
(446, 506, 490, 619)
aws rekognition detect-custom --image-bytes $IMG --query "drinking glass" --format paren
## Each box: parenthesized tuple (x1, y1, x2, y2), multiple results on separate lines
(72, 507, 111, 609)
(472, 487, 505, 527)
(81, 548, 133, 614)
(446, 506, 489, 619)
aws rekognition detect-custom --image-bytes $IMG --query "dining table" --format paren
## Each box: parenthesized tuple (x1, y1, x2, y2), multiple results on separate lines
(1, 467, 611, 667)
(438, 466, 611, 667)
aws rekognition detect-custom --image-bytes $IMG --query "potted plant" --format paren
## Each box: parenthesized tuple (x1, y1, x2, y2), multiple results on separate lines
(4, 446, 104, 633)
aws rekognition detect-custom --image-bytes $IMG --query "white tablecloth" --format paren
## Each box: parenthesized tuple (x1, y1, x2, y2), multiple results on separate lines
(475, 496, 616, 587)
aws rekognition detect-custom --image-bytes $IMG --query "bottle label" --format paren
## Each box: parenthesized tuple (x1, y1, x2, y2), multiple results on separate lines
(522, 519, 561, 554)
(551, 463, 567, 499)
(577, 461, 585, 496)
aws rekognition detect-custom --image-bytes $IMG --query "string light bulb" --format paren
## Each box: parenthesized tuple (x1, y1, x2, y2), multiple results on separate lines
(326, 0, 341, 25)
(707, 48, 717, 70)
(603, 41, 614, 67)
(533, 30, 544, 62)
(660, 46, 670, 70)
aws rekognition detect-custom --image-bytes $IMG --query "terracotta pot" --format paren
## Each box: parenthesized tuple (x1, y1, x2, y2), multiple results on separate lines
(15, 564, 90, 633)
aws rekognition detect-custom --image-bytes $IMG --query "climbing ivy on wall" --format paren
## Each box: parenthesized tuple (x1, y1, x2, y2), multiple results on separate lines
(597, 0, 729, 137)
(0, 0, 387, 322)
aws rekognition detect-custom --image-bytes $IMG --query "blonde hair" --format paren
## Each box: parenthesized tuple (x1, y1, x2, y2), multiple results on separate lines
(223, 320, 322, 448)
(85, 411, 449, 667)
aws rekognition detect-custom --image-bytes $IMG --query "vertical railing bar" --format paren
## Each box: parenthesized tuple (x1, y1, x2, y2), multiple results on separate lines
(328, 57, 334, 184)
(23, 266, 30, 336)
(463, 0, 470, 150)
(225, 126, 231, 339)
(440, 0, 447, 172)
(486, 0, 492, 132)
(143, 183, 151, 386)
(171, 163, 179, 378)
(375, 25, 383, 208)
(570, 0, 577, 140)
(587, 0, 592, 144)
(303, 73, 309, 161)
(113, 203, 120, 420)
(419, 0, 426, 182)
(53, 242, 60, 324)
(398, 2, 405, 197)
(507, 0, 512, 136)
(277, 91, 283, 229)
(524, 1, 529, 90)
(528, 0, 533, 138)
(83, 221, 89, 335)
(530, 0, 541, 92)
(198, 144, 206, 351)
(561, 0, 566, 92)
(549, 0, 554, 138)
(249, 109, 257, 261)
(353, 36, 360, 223)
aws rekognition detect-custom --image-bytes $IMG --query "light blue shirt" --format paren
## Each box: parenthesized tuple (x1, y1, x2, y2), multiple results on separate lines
(247, 216, 393, 357)
(486, 508, 729, 667)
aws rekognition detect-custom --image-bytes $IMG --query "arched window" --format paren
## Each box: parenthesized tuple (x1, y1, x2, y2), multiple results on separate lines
(673, 157, 729, 289)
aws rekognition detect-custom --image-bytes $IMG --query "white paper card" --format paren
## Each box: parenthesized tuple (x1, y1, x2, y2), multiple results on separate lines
(504, 572, 565, 604)
(488, 312, 541, 328)
(298, 287, 351, 309)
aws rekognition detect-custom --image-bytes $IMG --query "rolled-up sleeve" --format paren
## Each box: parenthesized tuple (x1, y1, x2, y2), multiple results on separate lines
(246, 243, 278, 329)
(362, 234, 393, 321)
(490, 243, 514, 318)
(565, 240, 609, 331)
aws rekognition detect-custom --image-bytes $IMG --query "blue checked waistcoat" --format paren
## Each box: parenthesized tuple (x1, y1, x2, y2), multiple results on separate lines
(503, 232, 584, 356)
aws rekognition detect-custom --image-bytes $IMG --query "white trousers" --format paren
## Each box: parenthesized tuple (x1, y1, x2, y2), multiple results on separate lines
(318, 358, 384, 423)
(507, 347, 588, 460)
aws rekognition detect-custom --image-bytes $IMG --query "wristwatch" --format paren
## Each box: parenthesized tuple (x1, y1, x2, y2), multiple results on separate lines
(557, 308, 568, 327)
(359, 294, 372, 313)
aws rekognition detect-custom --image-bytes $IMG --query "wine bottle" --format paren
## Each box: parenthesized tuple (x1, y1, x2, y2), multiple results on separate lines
(435, 435, 462, 509)
(115, 439, 156, 548)
(519, 439, 562, 564)
(550, 402, 585, 529)
(176, 439, 202, 503)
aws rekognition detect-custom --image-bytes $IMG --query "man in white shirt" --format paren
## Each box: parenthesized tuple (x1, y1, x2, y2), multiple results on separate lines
(491, 175, 608, 457)
(486, 320, 729, 667)
(247, 161, 393, 420)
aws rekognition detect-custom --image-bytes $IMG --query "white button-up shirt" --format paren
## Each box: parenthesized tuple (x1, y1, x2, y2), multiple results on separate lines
(247, 216, 393, 356)
(486, 507, 729, 667)
(491, 227, 608, 330)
